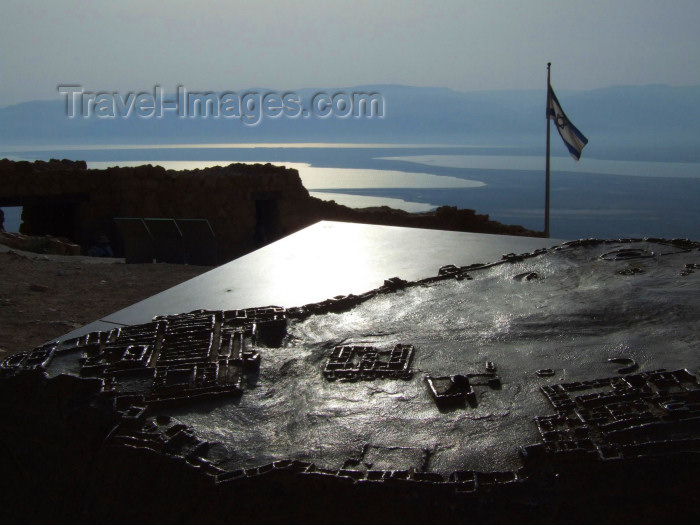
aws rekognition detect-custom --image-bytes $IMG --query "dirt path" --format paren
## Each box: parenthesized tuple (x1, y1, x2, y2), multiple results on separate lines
(0, 248, 211, 357)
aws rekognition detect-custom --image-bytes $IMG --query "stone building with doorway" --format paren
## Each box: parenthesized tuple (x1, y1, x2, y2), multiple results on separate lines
(0, 159, 313, 261)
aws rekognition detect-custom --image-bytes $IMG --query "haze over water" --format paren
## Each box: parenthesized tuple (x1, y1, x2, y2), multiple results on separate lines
(3, 143, 698, 240)
(3, 2, 700, 241)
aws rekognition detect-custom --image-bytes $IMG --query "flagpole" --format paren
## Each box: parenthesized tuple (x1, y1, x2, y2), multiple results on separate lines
(545, 62, 551, 238)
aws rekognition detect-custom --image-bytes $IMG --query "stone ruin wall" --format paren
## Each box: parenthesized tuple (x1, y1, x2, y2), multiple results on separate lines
(0, 159, 315, 261)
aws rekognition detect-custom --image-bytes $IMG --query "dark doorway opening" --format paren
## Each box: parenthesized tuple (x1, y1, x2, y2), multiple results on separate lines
(22, 201, 78, 239)
(253, 193, 280, 246)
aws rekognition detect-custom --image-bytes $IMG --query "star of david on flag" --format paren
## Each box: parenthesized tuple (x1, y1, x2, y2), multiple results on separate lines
(547, 86, 588, 160)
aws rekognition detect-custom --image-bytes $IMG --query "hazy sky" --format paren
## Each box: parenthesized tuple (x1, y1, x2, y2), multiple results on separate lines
(2, 0, 700, 106)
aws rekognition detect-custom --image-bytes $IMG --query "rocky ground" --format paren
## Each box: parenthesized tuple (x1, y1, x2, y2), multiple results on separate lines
(0, 247, 211, 358)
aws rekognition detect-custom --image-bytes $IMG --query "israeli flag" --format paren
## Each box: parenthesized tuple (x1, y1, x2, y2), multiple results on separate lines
(548, 86, 588, 160)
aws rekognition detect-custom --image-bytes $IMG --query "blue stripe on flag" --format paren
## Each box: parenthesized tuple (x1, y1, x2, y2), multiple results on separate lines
(548, 85, 588, 160)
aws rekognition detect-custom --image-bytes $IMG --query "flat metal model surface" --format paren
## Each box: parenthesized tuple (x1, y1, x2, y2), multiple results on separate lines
(1, 237, 699, 523)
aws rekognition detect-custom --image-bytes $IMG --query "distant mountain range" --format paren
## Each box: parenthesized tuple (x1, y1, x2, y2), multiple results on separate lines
(2, 84, 700, 162)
